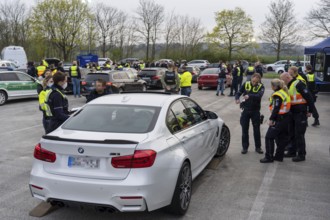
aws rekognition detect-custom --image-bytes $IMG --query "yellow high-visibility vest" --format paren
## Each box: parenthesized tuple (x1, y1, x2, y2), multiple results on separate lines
(269, 89, 291, 114)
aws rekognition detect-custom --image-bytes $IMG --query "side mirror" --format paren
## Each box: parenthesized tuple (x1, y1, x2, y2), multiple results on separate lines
(205, 111, 218, 119)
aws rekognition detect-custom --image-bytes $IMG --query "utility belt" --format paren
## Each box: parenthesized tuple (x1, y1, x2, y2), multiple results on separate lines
(276, 112, 291, 121)
(181, 86, 191, 88)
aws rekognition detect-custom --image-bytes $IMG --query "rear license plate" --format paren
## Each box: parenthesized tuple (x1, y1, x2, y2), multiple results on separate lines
(142, 77, 150, 81)
(68, 156, 99, 168)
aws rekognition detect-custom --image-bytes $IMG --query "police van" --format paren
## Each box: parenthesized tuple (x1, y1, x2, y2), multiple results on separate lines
(1, 46, 28, 72)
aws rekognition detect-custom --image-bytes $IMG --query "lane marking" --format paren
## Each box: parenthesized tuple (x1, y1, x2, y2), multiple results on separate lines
(0, 124, 42, 136)
(247, 163, 278, 220)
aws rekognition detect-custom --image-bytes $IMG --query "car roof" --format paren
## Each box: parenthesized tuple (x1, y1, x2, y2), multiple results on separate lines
(89, 93, 184, 107)
(141, 67, 166, 70)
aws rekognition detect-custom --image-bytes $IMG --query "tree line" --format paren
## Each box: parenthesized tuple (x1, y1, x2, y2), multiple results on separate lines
(0, 0, 329, 63)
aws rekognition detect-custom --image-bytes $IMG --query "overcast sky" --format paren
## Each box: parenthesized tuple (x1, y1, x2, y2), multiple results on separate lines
(27, 0, 321, 46)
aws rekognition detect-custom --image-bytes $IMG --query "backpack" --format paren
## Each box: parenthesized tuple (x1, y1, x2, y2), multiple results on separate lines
(164, 71, 176, 85)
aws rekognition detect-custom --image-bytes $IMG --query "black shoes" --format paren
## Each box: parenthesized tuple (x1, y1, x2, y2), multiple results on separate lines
(273, 157, 283, 162)
(284, 152, 296, 158)
(292, 155, 305, 162)
(255, 148, 264, 154)
(260, 157, 273, 163)
(221, 93, 225, 96)
(312, 119, 320, 127)
(241, 149, 248, 154)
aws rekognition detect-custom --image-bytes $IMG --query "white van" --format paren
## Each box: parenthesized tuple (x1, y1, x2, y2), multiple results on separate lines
(1, 46, 27, 72)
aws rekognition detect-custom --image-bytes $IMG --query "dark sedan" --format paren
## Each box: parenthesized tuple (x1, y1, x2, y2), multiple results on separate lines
(138, 67, 166, 89)
(81, 70, 147, 95)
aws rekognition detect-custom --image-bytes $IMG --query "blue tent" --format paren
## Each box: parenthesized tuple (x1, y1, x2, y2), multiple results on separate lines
(304, 37, 330, 55)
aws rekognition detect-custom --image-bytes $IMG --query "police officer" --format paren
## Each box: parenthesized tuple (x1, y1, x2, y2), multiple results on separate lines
(288, 66, 307, 84)
(44, 71, 70, 134)
(284, 59, 291, 72)
(244, 63, 255, 81)
(235, 73, 265, 154)
(255, 61, 264, 78)
(216, 62, 227, 96)
(161, 63, 180, 94)
(69, 61, 81, 98)
(305, 64, 320, 126)
(280, 72, 315, 162)
(180, 66, 192, 97)
(38, 75, 54, 133)
(237, 60, 244, 89)
(229, 63, 239, 96)
(260, 79, 291, 163)
(36, 61, 47, 77)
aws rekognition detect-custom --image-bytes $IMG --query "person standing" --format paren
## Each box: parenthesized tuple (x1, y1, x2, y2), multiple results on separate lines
(44, 71, 70, 134)
(305, 64, 320, 126)
(237, 60, 244, 89)
(27, 61, 37, 78)
(229, 64, 239, 96)
(69, 60, 82, 98)
(284, 59, 291, 72)
(235, 73, 264, 154)
(280, 72, 315, 162)
(57, 62, 65, 73)
(86, 79, 110, 103)
(180, 66, 192, 97)
(161, 63, 181, 94)
(244, 63, 255, 81)
(38, 75, 54, 133)
(255, 61, 264, 78)
(36, 61, 47, 77)
(216, 62, 227, 96)
(260, 79, 291, 163)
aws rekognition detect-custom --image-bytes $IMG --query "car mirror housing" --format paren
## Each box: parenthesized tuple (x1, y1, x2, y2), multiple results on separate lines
(205, 111, 218, 119)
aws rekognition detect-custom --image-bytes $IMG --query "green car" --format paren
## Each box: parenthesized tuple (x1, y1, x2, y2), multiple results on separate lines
(0, 71, 40, 106)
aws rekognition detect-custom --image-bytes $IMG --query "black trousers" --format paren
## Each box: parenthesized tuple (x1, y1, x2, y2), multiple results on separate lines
(264, 114, 291, 160)
(237, 77, 243, 89)
(312, 94, 319, 120)
(240, 110, 261, 150)
(230, 77, 238, 95)
(287, 112, 307, 156)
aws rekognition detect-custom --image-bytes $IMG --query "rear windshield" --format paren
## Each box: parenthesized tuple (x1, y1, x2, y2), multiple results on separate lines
(138, 70, 157, 76)
(62, 105, 160, 133)
(201, 69, 219, 75)
(85, 74, 109, 82)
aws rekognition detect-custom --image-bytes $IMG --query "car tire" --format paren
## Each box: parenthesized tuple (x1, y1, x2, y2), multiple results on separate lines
(142, 84, 147, 92)
(166, 161, 192, 215)
(198, 86, 202, 90)
(267, 67, 273, 71)
(278, 70, 284, 74)
(215, 124, 230, 157)
(0, 90, 8, 106)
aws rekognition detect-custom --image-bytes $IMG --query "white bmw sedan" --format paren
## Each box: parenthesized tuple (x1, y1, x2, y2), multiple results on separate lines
(29, 93, 230, 215)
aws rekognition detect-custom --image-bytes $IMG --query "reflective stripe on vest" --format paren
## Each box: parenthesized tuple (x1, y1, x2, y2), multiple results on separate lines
(297, 75, 306, 84)
(237, 67, 241, 76)
(52, 69, 57, 75)
(37, 66, 46, 76)
(289, 79, 307, 105)
(44, 88, 67, 117)
(70, 66, 78, 76)
(269, 89, 291, 114)
(307, 73, 315, 82)
(245, 81, 262, 93)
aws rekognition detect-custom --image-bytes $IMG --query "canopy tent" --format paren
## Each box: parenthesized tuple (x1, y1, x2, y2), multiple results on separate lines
(304, 37, 330, 55)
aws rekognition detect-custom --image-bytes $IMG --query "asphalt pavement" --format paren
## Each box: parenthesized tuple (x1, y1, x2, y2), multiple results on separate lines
(0, 78, 329, 220)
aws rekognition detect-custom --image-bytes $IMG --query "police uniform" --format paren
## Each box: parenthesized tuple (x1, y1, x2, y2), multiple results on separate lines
(260, 89, 291, 163)
(161, 70, 181, 94)
(235, 81, 265, 153)
(245, 65, 255, 81)
(285, 79, 315, 161)
(229, 66, 240, 96)
(306, 71, 319, 126)
(69, 65, 81, 97)
(44, 85, 70, 134)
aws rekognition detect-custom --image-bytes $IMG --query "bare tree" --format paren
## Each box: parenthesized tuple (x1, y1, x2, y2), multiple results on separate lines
(136, 0, 164, 61)
(164, 10, 179, 58)
(305, 0, 330, 39)
(259, 0, 301, 60)
(150, 4, 164, 60)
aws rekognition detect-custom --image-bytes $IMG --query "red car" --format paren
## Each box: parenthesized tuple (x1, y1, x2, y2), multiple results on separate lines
(197, 68, 232, 90)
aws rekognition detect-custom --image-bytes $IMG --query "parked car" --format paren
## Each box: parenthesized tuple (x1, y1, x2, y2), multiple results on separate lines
(98, 58, 112, 67)
(187, 60, 210, 70)
(119, 58, 139, 65)
(1, 46, 27, 72)
(0, 71, 39, 105)
(264, 60, 295, 72)
(197, 68, 219, 90)
(138, 67, 166, 89)
(155, 59, 174, 66)
(0, 60, 18, 70)
(205, 63, 220, 69)
(81, 70, 147, 95)
(274, 61, 310, 74)
(29, 92, 230, 215)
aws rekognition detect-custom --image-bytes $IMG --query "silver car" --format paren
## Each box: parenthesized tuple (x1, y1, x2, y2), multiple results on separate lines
(29, 93, 230, 215)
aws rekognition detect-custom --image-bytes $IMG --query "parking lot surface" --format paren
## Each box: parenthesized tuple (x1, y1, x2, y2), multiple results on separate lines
(0, 78, 329, 220)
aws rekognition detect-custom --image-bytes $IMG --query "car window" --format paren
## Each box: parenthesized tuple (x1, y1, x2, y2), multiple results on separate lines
(112, 72, 121, 80)
(63, 105, 160, 133)
(16, 72, 33, 81)
(182, 99, 206, 124)
(169, 100, 194, 131)
(119, 72, 129, 79)
(85, 74, 109, 82)
(0, 72, 19, 81)
(166, 109, 181, 133)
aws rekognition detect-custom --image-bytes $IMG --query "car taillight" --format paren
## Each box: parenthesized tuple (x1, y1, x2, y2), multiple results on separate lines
(81, 81, 87, 86)
(111, 150, 157, 168)
(152, 75, 160, 80)
(34, 143, 56, 163)
(106, 82, 112, 86)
